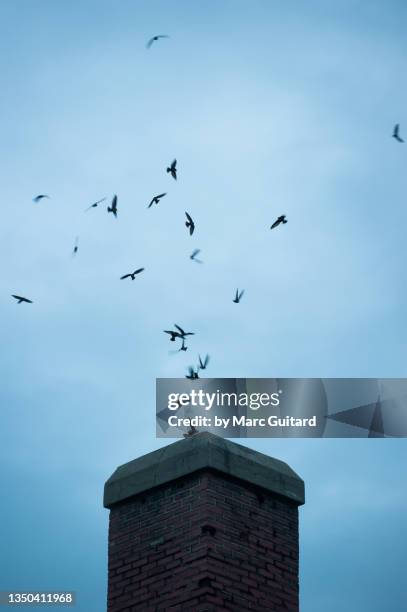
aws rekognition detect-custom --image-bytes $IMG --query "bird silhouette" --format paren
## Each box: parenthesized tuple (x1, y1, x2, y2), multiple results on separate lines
(392, 124, 404, 143)
(33, 195, 49, 203)
(233, 289, 245, 303)
(12, 295, 33, 304)
(107, 195, 118, 217)
(120, 268, 145, 280)
(198, 354, 210, 370)
(185, 366, 199, 379)
(148, 193, 167, 208)
(185, 212, 195, 235)
(270, 215, 287, 230)
(85, 197, 106, 211)
(174, 324, 194, 339)
(190, 249, 203, 263)
(72, 236, 79, 256)
(183, 425, 199, 437)
(169, 338, 189, 354)
(164, 330, 182, 342)
(166, 159, 177, 180)
(146, 34, 170, 49)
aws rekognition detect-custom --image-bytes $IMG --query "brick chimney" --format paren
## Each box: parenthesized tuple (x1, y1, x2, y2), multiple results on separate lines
(104, 432, 305, 611)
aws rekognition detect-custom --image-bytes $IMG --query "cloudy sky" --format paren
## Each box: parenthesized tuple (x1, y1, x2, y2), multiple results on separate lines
(0, 0, 406, 610)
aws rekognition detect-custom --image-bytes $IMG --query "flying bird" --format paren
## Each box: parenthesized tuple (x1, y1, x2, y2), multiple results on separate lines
(185, 366, 199, 380)
(270, 215, 287, 230)
(148, 193, 167, 208)
(185, 212, 195, 235)
(233, 289, 244, 304)
(169, 338, 188, 354)
(120, 268, 145, 280)
(166, 159, 177, 180)
(392, 124, 404, 143)
(164, 330, 182, 342)
(72, 236, 79, 256)
(198, 354, 210, 370)
(107, 195, 118, 217)
(146, 34, 170, 49)
(164, 324, 194, 342)
(33, 195, 49, 203)
(11, 295, 33, 304)
(85, 197, 106, 211)
(174, 324, 194, 339)
(190, 249, 203, 263)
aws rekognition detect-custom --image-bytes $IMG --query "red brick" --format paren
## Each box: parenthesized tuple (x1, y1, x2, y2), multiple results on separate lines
(106, 470, 301, 611)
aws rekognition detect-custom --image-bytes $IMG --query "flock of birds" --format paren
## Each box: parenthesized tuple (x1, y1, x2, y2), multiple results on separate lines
(14, 160, 288, 378)
(10, 33, 406, 385)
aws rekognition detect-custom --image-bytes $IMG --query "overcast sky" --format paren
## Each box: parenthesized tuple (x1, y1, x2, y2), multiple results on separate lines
(0, 1, 406, 610)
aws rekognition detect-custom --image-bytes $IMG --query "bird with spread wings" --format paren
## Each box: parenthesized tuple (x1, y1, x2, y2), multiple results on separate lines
(146, 35, 169, 49)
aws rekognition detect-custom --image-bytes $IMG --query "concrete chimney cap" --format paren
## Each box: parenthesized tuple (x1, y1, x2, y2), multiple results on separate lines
(104, 431, 305, 508)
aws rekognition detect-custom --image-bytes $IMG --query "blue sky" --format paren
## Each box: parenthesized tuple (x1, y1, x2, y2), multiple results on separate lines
(0, 1, 406, 610)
